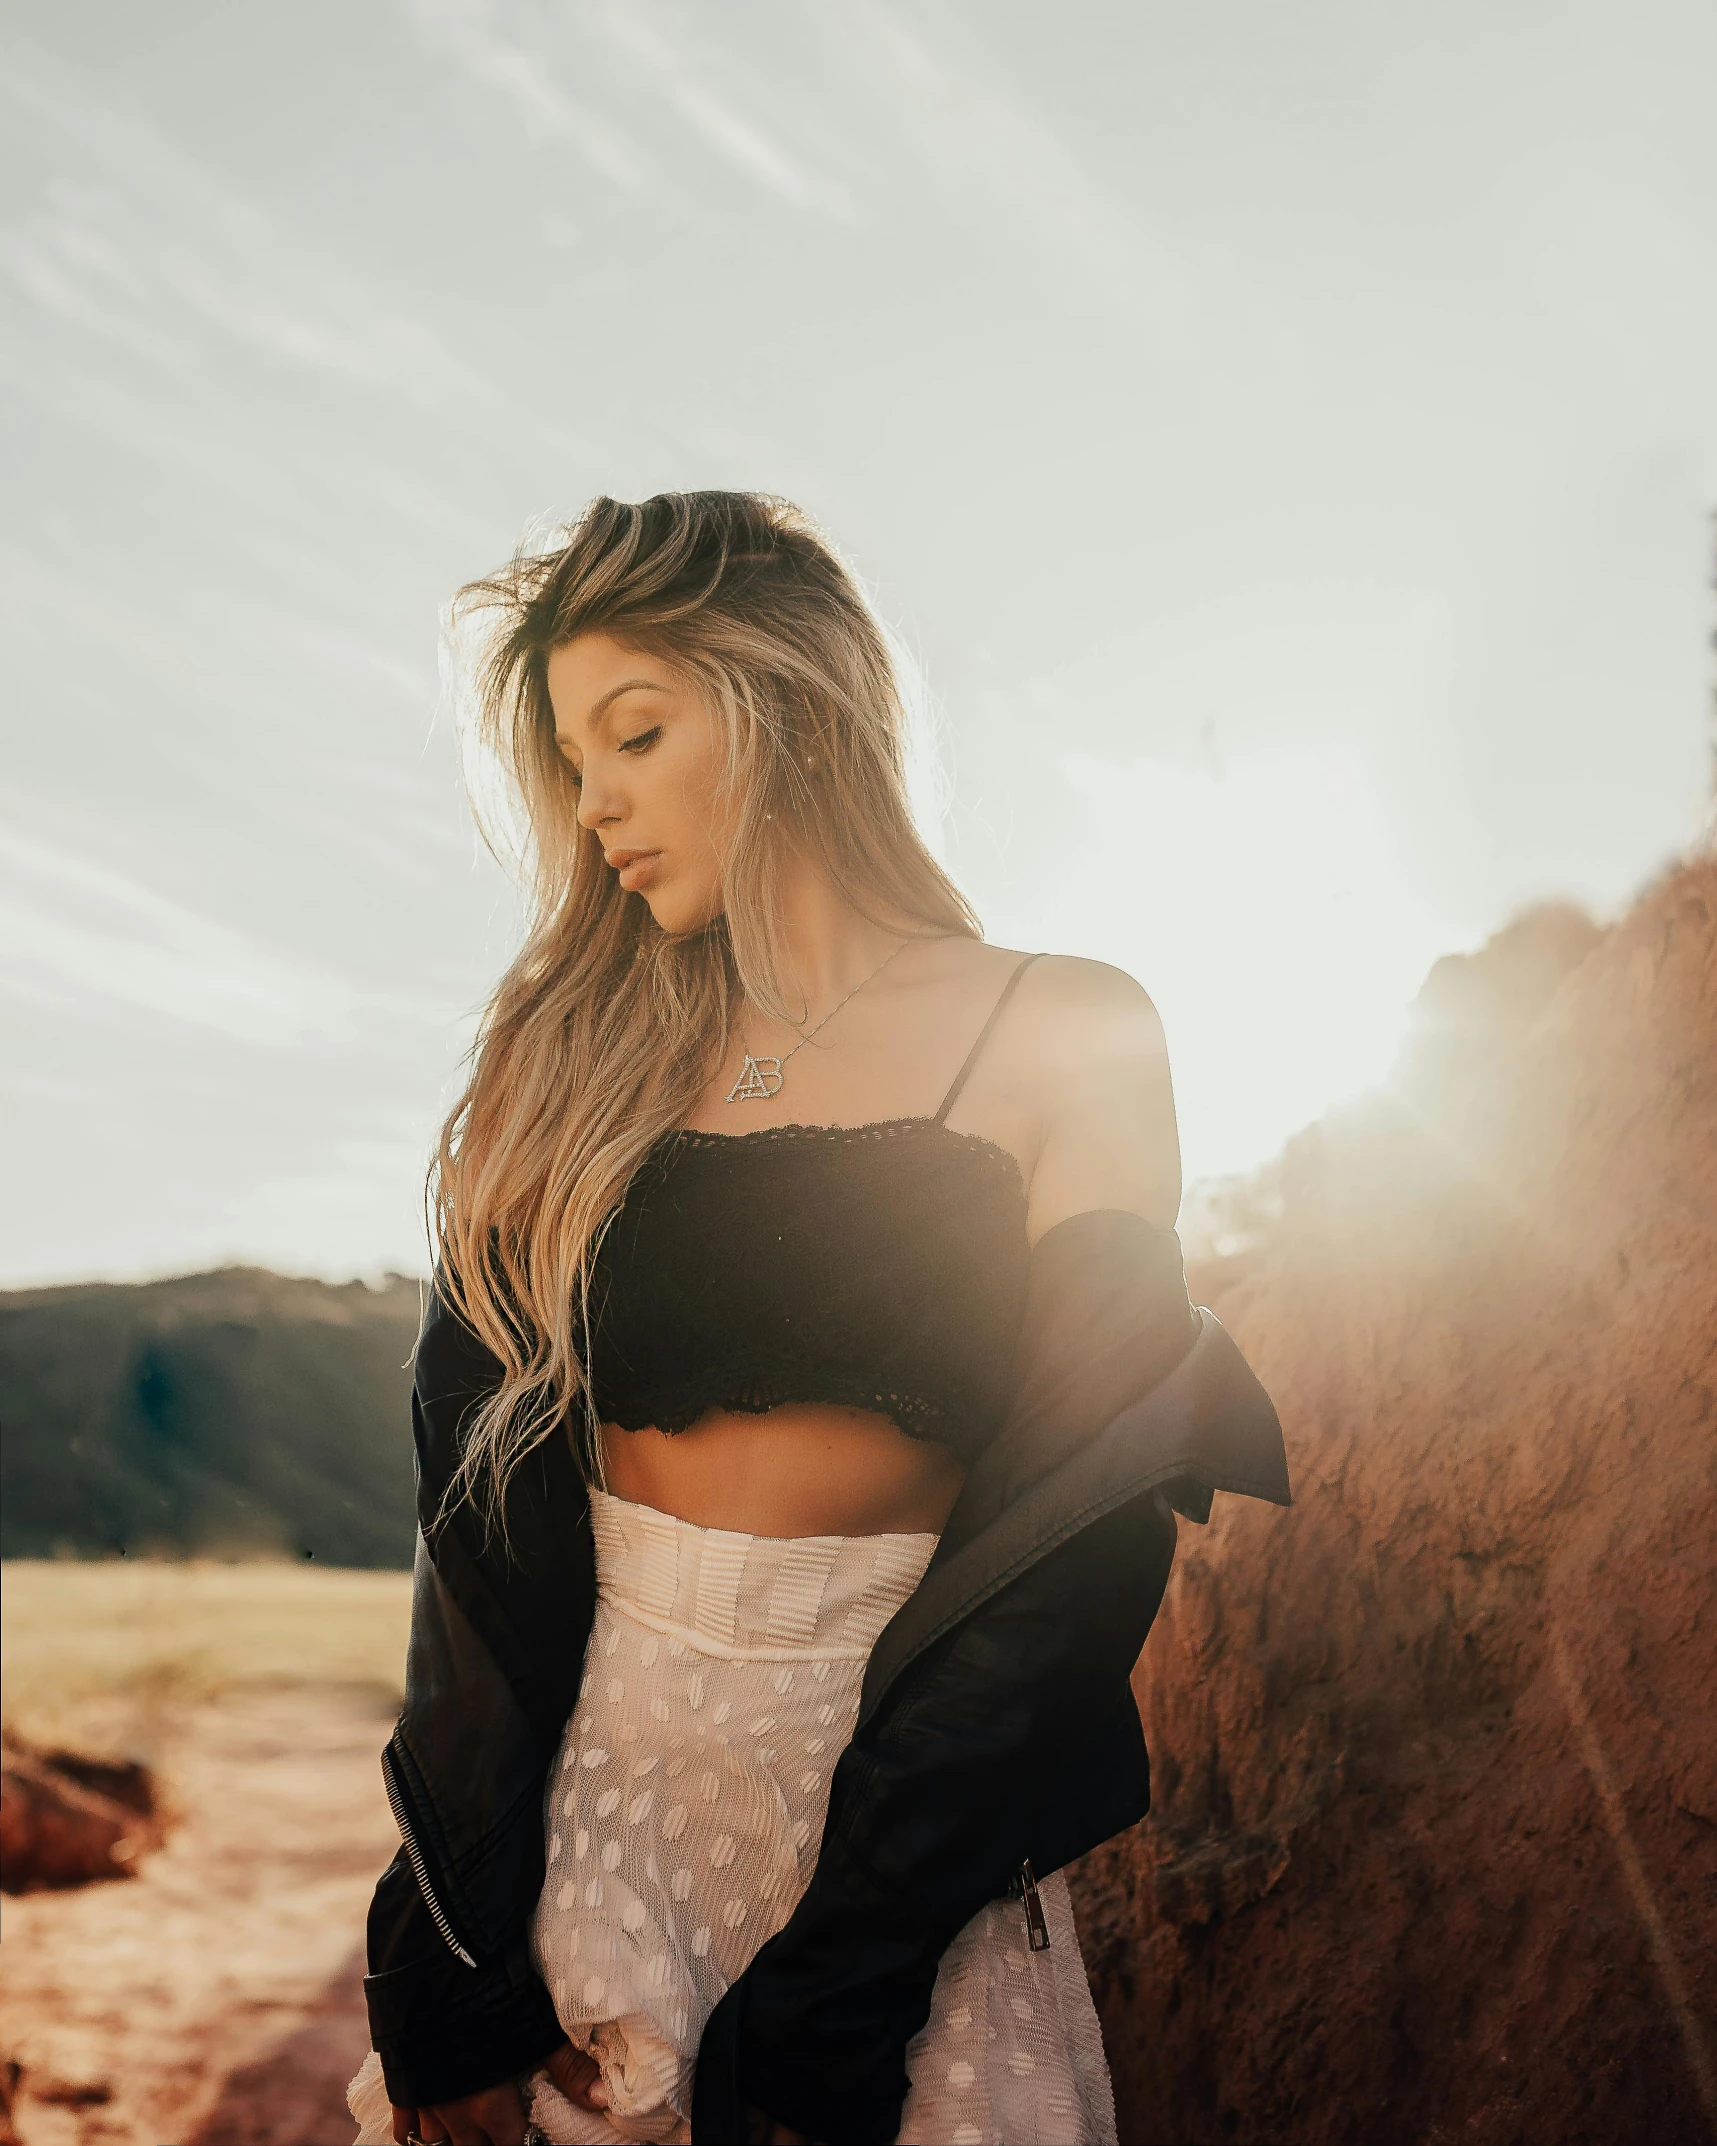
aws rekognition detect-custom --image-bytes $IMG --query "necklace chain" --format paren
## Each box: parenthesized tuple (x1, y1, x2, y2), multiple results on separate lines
(775, 937, 911, 1066)
(726, 936, 913, 1103)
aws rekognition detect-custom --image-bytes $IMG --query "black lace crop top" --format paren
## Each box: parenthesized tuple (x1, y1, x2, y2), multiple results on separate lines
(583, 956, 1043, 1469)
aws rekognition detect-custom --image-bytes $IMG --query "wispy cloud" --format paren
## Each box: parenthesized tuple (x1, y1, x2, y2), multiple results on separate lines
(0, 826, 362, 1046)
(404, 0, 859, 218)
(0, 73, 486, 414)
(0, 35, 599, 477)
(814, 0, 1194, 337)
(405, 0, 646, 185)
(593, 3, 860, 216)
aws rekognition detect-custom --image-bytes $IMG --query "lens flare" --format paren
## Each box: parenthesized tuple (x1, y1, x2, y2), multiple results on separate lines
(1037, 750, 1453, 1181)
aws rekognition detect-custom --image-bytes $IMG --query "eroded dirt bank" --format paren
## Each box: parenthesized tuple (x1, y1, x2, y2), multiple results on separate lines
(1071, 861, 1717, 2143)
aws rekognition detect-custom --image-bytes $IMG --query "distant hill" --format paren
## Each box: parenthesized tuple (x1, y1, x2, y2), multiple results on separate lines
(0, 1268, 425, 1566)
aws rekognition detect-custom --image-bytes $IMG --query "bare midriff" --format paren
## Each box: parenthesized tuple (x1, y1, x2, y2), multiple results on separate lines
(598, 1403, 967, 1540)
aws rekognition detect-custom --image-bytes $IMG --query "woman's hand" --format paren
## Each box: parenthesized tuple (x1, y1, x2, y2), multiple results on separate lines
(390, 2040, 606, 2144)
(745, 2110, 814, 2145)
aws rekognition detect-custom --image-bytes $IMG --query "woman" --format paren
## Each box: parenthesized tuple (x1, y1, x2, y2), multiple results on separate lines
(348, 491, 1289, 2146)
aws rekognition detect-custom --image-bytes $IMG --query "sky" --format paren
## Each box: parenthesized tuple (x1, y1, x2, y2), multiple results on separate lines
(3, 0, 1714, 1287)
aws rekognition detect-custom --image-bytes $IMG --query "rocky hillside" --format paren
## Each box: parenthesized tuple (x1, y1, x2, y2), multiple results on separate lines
(1073, 859, 1717, 2143)
(0, 1269, 421, 1566)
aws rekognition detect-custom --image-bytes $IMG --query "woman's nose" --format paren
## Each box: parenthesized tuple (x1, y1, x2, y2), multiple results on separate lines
(576, 771, 622, 830)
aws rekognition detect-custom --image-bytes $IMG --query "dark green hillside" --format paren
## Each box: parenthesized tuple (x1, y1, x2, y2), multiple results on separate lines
(0, 1268, 424, 1566)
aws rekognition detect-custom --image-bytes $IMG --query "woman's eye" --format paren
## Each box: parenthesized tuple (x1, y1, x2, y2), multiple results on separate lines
(619, 725, 663, 756)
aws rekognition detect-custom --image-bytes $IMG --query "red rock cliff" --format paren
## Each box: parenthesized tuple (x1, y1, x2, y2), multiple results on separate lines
(1073, 859, 1717, 2145)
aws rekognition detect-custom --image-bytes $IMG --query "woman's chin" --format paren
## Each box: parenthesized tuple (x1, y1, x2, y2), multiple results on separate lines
(641, 884, 723, 937)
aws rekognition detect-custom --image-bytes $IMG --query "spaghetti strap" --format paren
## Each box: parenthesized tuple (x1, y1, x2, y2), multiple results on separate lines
(932, 953, 1045, 1125)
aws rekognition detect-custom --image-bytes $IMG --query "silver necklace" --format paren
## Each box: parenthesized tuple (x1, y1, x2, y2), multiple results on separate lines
(725, 937, 913, 1103)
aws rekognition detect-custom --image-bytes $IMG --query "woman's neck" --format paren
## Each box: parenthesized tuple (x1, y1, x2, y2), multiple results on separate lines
(766, 852, 918, 1018)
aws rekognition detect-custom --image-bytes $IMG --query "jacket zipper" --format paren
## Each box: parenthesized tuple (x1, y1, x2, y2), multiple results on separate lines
(1017, 1858, 1051, 1952)
(382, 1741, 478, 1969)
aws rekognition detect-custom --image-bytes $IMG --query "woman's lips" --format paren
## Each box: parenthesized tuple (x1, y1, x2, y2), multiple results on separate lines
(609, 850, 662, 891)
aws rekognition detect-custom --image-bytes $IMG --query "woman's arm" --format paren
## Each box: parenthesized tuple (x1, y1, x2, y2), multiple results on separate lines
(366, 1541, 601, 2140)
(365, 1282, 604, 2131)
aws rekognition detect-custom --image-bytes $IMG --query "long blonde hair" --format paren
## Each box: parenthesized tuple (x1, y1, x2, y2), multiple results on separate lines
(435, 491, 981, 1525)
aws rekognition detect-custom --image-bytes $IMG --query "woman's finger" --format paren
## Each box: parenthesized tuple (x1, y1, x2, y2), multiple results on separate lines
(390, 2105, 417, 2146)
(440, 2081, 531, 2146)
(429, 2110, 490, 2146)
(544, 2039, 609, 2112)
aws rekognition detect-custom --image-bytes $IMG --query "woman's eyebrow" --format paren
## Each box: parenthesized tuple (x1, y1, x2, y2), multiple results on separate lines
(555, 678, 668, 748)
(590, 677, 669, 721)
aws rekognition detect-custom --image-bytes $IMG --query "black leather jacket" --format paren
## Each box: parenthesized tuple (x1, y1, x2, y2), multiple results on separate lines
(364, 1209, 1289, 2143)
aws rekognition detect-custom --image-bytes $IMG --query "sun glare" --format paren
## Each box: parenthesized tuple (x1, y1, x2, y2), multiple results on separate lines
(1038, 751, 1451, 1183)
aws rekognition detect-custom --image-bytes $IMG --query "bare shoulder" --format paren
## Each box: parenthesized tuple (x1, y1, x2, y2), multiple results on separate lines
(1015, 952, 1168, 1038)
(1011, 953, 1182, 1242)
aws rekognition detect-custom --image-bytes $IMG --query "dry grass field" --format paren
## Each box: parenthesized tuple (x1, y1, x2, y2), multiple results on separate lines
(2, 1558, 413, 1749)
(2, 1558, 415, 2146)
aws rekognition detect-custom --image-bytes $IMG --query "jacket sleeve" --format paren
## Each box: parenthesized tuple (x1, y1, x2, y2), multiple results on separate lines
(362, 1280, 593, 2110)
(365, 1838, 565, 2110)
(363, 1533, 570, 2108)
(692, 1487, 1178, 2146)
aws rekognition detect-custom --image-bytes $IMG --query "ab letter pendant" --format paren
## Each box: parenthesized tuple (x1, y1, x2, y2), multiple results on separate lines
(726, 1052, 784, 1103)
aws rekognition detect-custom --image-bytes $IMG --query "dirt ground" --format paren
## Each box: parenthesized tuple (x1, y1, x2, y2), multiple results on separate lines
(2, 1567, 408, 2146)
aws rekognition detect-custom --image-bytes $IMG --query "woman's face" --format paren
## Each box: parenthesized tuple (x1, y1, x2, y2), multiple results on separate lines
(546, 634, 731, 935)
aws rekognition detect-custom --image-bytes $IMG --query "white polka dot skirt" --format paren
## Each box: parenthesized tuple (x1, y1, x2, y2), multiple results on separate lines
(520, 1490, 1118, 2146)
